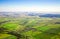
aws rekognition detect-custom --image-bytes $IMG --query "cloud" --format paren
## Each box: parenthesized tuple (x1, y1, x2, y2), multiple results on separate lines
(0, 6, 60, 13)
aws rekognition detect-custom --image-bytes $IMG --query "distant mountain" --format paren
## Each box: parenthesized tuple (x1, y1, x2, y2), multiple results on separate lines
(0, 12, 60, 18)
(0, 12, 20, 17)
(39, 14, 60, 18)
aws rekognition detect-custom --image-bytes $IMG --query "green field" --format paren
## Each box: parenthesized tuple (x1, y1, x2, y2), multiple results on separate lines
(0, 17, 60, 39)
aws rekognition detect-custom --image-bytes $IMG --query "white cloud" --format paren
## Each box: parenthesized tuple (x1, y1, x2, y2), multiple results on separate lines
(0, 6, 60, 13)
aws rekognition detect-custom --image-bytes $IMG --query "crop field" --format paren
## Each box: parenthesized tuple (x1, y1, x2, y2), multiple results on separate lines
(0, 16, 60, 39)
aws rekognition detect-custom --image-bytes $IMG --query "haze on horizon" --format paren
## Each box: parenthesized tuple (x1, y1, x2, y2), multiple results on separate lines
(0, 0, 60, 14)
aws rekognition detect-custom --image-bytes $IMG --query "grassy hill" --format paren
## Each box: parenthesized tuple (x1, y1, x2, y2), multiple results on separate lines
(0, 13, 60, 39)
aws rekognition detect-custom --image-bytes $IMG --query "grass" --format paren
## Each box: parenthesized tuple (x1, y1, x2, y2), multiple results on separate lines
(0, 17, 60, 39)
(0, 34, 16, 39)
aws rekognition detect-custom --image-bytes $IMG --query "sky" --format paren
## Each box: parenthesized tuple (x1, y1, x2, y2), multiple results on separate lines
(0, 0, 60, 13)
